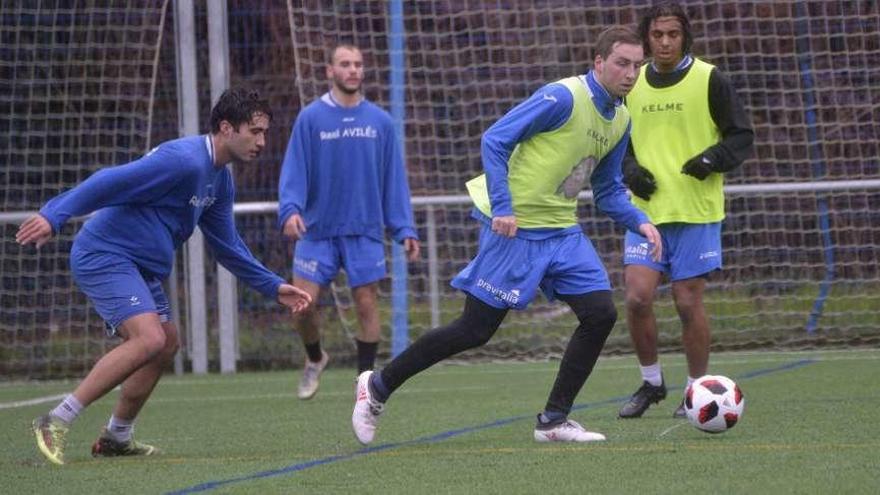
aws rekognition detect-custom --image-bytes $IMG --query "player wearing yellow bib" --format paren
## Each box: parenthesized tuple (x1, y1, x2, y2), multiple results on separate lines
(618, 2, 754, 419)
(352, 27, 662, 445)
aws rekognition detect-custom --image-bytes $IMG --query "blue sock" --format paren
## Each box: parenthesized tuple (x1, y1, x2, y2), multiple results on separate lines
(538, 411, 567, 425)
(370, 371, 390, 403)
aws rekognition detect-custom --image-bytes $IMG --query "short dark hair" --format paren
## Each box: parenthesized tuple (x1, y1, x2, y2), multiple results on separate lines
(594, 26, 642, 60)
(209, 87, 272, 133)
(326, 43, 360, 65)
(638, 2, 693, 56)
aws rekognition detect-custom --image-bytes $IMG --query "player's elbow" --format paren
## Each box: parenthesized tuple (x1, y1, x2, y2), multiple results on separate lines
(480, 131, 504, 156)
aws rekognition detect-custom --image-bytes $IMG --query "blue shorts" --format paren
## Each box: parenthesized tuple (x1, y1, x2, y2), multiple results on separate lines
(623, 222, 722, 281)
(70, 244, 170, 336)
(293, 236, 386, 288)
(451, 224, 610, 310)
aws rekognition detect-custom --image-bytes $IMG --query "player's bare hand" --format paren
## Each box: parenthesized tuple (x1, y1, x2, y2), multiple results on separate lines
(16, 214, 54, 248)
(277, 284, 313, 313)
(404, 237, 421, 262)
(282, 214, 306, 241)
(638, 223, 663, 262)
(492, 215, 517, 238)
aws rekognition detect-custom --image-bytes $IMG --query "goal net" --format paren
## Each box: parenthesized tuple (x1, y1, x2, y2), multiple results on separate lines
(262, 1, 880, 366)
(2, 1, 878, 377)
(0, 0, 169, 377)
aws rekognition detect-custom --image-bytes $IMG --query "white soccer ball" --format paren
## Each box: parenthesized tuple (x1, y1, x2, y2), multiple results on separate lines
(684, 375, 744, 433)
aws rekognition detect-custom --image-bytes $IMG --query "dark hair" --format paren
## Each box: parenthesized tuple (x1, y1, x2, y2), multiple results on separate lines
(594, 26, 642, 60)
(638, 2, 693, 56)
(326, 43, 361, 65)
(209, 87, 272, 133)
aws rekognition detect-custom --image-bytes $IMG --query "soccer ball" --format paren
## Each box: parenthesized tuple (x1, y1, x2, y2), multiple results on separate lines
(684, 375, 744, 433)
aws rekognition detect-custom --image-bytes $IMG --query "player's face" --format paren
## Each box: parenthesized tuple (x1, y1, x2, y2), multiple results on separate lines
(226, 112, 269, 164)
(648, 16, 685, 72)
(326, 47, 364, 95)
(594, 42, 643, 98)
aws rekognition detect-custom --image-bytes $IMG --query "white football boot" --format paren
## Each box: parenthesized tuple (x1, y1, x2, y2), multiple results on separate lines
(533, 419, 606, 443)
(297, 350, 329, 400)
(352, 371, 384, 445)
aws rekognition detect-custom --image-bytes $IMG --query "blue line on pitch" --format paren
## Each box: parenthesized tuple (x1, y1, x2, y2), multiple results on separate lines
(165, 358, 816, 494)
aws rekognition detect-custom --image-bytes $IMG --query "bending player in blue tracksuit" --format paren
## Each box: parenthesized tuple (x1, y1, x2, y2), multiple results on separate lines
(17, 88, 312, 465)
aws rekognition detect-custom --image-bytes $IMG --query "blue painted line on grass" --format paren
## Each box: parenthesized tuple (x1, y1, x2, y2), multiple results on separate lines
(735, 358, 815, 379)
(166, 358, 816, 494)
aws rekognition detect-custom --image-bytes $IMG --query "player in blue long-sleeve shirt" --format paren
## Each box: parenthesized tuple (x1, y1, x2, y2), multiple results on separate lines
(353, 27, 662, 445)
(278, 44, 420, 399)
(479, 66, 651, 236)
(17, 88, 312, 465)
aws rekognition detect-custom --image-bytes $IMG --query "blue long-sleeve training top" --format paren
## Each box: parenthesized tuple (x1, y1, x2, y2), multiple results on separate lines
(277, 93, 418, 243)
(479, 71, 649, 235)
(39, 135, 284, 299)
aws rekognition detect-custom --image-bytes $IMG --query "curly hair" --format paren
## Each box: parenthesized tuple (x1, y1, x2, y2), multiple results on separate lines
(638, 2, 693, 56)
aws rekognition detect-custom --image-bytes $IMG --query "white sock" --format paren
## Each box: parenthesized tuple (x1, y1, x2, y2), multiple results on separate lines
(639, 363, 663, 387)
(107, 415, 134, 442)
(685, 376, 696, 391)
(50, 394, 83, 424)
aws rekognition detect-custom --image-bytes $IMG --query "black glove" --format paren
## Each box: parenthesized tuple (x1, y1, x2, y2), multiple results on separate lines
(623, 161, 657, 200)
(681, 154, 714, 180)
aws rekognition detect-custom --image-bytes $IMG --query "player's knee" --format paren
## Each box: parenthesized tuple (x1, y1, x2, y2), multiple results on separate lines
(133, 328, 167, 358)
(354, 302, 379, 327)
(352, 284, 379, 306)
(466, 315, 504, 346)
(469, 323, 496, 347)
(673, 293, 703, 320)
(450, 312, 502, 348)
(571, 294, 617, 339)
(625, 289, 653, 314)
(456, 295, 506, 347)
(443, 315, 492, 348)
(589, 299, 618, 336)
(294, 304, 321, 324)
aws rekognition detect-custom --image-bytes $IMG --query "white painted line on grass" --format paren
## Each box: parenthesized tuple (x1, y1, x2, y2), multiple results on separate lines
(148, 385, 494, 404)
(658, 421, 688, 438)
(0, 393, 66, 410)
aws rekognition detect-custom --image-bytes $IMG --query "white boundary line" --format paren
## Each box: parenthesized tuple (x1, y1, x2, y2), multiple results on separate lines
(658, 422, 689, 438)
(1, 350, 876, 407)
(0, 393, 66, 410)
